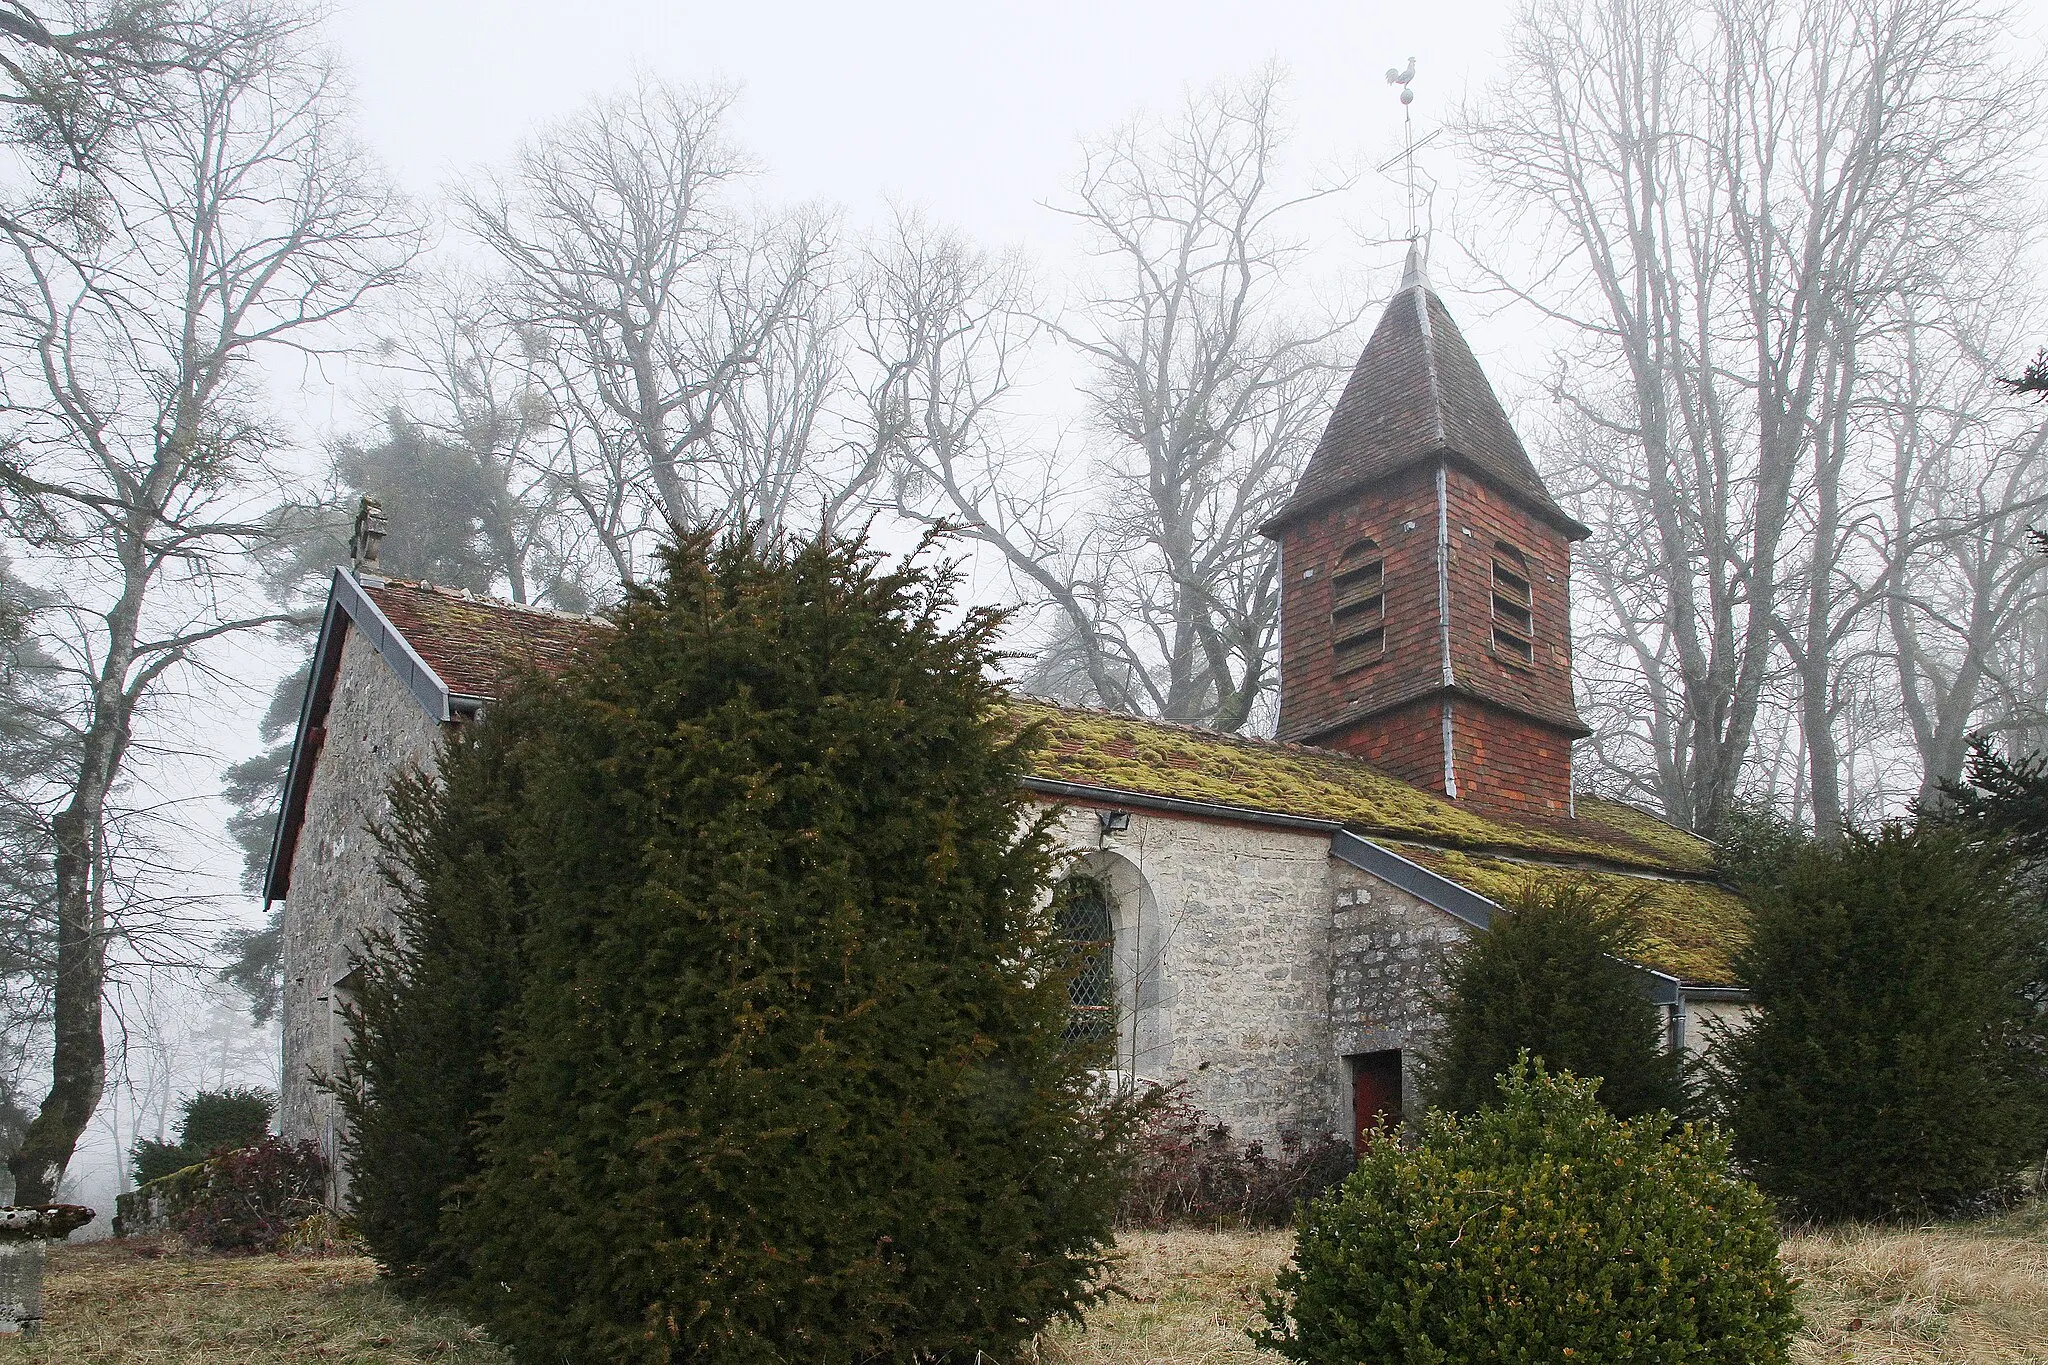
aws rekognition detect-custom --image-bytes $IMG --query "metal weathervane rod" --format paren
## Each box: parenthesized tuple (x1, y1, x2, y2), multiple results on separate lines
(1385, 57, 1419, 240)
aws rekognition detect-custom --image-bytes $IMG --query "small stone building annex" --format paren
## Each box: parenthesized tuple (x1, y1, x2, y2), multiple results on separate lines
(266, 251, 1750, 1187)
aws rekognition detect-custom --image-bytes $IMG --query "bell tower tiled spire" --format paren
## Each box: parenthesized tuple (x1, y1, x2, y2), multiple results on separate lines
(1262, 249, 1589, 818)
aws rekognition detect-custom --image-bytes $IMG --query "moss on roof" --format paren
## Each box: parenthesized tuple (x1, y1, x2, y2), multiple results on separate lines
(1015, 699, 1716, 877)
(1384, 844, 1746, 986)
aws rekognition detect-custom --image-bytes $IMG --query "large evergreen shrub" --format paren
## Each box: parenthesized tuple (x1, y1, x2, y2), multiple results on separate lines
(1713, 824, 2048, 1219)
(337, 694, 544, 1292)
(1422, 882, 1685, 1119)
(130, 1087, 276, 1186)
(406, 533, 1133, 1363)
(1258, 1059, 1797, 1365)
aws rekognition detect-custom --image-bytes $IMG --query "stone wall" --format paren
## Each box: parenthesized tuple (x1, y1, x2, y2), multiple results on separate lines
(1042, 802, 1352, 1149)
(1328, 862, 1470, 1125)
(278, 626, 444, 1192)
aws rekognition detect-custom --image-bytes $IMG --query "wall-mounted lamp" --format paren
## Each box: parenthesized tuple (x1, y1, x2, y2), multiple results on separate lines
(1098, 808, 1133, 836)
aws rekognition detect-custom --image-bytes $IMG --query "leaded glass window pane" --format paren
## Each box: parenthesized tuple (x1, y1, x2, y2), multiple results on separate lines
(1053, 875, 1113, 1047)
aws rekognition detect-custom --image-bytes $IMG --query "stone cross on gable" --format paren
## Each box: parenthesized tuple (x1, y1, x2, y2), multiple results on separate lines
(349, 496, 386, 576)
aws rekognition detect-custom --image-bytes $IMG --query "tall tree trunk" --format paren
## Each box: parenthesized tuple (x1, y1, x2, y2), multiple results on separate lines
(8, 584, 137, 1205)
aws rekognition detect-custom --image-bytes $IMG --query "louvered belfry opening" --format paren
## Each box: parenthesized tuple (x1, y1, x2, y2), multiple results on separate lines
(1331, 539, 1386, 673)
(1054, 874, 1114, 1046)
(1490, 543, 1534, 666)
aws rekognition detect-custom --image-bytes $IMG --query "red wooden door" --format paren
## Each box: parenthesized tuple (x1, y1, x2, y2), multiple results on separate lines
(1350, 1050, 1402, 1149)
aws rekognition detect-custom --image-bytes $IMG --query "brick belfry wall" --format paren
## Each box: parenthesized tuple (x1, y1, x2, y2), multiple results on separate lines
(1274, 458, 1586, 819)
(279, 626, 443, 1191)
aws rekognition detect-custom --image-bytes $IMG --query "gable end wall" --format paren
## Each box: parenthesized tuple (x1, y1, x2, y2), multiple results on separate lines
(279, 626, 444, 1183)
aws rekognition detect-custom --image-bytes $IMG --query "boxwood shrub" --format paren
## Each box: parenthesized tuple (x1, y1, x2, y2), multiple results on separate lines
(1257, 1059, 1798, 1365)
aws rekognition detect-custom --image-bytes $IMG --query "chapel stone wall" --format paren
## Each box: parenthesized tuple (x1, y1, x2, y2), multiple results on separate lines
(1328, 861, 1471, 1127)
(1043, 803, 1343, 1149)
(278, 626, 443, 1189)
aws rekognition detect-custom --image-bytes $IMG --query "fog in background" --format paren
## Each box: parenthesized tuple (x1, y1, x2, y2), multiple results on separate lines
(5, 0, 2046, 1227)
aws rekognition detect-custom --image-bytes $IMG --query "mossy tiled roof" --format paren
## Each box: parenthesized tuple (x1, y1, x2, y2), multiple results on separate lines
(1017, 700, 1714, 876)
(1385, 845, 1745, 986)
(1014, 700, 1741, 985)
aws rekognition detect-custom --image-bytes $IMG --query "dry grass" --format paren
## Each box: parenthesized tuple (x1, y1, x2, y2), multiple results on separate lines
(1040, 1229, 1294, 1364)
(1044, 1211, 2048, 1365)
(6, 1211, 2045, 1363)
(0, 1236, 506, 1364)
(1782, 1203, 2048, 1364)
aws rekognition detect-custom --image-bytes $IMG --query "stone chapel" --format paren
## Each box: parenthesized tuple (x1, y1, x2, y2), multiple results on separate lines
(267, 250, 1749, 1187)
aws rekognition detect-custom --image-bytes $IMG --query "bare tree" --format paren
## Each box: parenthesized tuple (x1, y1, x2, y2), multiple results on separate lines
(850, 206, 1078, 617)
(0, 6, 412, 1203)
(1468, 0, 2040, 836)
(1875, 299, 2048, 802)
(877, 72, 1352, 731)
(460, 80, 839, 571)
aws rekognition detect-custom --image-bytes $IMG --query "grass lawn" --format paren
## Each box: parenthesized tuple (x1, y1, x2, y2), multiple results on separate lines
(5, 1206, 2045, 1363)
(0, 1238, 501, 1364)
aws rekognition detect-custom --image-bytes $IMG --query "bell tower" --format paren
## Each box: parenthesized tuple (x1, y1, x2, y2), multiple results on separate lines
(1261, 247, 1590, 818)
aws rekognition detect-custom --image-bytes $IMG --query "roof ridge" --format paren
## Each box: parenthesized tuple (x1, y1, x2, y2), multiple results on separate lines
(369, 576, 610, 626)
(1011, 694, 1404, 769)
(1411, 282, 1449, 448)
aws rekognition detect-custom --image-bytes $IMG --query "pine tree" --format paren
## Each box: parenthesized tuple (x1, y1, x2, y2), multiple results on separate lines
(1942, 737, 2048, 861)
(1714, 824, 2048, 1219)
(1422, 882, 1685, 1120)
(379, 531, 1132, 1362)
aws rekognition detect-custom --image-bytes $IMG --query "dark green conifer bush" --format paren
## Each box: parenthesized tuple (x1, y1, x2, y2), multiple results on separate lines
(1713, 824, 2048, 1219)
(1422, 882, 1685, 1119)
(130, 1087, 276, 1186)
(336, 694, 544, 1292)
(178, 1088, 275, 1153)
(440, 532, 1135, 1363)
(1258, 1059, 1798, 1365)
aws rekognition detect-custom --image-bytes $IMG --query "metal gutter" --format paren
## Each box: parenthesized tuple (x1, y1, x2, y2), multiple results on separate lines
(1434, 461, 1458, 799)
(331, 568, 455, 723)
(1676, 984, 1751, 1004)
(1331, 828, 1494, 931)
(1631, 965, 1684, 1008)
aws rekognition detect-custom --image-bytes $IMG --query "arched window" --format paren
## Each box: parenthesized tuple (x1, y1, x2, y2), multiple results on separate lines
(1331, 539, 1386, 673)
(1491, 543, 1534, 665)
(1053, 874, 1114, 1046)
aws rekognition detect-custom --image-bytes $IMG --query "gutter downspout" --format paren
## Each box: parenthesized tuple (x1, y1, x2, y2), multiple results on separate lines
(1436, 461, 1457, 799)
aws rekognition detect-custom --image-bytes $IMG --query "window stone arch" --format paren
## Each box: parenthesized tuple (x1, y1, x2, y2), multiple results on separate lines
(1048, 848, 1173, 1085)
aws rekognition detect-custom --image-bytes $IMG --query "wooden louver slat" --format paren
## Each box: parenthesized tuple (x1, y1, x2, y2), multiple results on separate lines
(1491, 544, 1535, 665)
(1332, 540, 1385, 673)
